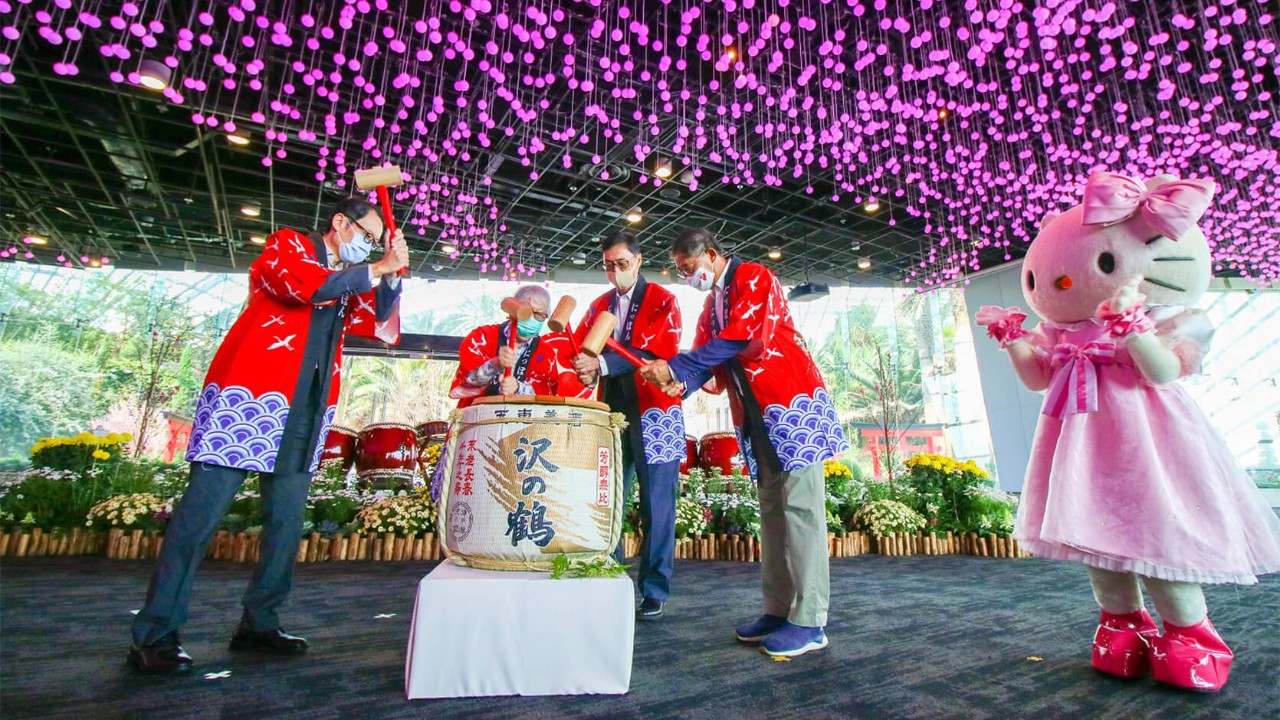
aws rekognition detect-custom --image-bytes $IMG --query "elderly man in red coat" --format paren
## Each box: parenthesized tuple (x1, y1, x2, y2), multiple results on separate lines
(448, 284, 587, 406)
(128, 197, 407, 674)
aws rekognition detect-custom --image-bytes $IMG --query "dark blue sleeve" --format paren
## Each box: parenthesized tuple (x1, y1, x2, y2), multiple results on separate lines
(668, 338, 748, 397)
(599, 344, 659, 376)
(374, 277, 402, 321)
(310, 266, 373, 304)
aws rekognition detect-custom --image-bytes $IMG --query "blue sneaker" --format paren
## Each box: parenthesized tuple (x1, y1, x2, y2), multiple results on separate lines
(734, 614, 787, 643)
(760, 622, 828, 657)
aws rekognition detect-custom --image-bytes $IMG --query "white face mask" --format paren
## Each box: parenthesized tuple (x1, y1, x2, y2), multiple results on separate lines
(338, 226, 373, 264)
(609, 264, 640, 292)
(685, 265, 715, 292)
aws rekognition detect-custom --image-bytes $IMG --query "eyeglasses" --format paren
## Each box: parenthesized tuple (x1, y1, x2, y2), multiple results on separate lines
(530, 309, 549, 321)
(601, 258, 636, 272)
(673, 251, 707, 279)
(350, 217, 385, 244)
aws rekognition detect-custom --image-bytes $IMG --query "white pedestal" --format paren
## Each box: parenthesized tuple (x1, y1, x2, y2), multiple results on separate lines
(404, 561, 635, 699)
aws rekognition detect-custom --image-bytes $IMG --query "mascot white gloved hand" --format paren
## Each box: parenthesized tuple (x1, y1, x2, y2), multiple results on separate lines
(976, 172, 1280, 692)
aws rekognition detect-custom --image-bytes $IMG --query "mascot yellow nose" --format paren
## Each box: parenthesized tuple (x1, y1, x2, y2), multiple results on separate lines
(1054, 275, 1073, 290)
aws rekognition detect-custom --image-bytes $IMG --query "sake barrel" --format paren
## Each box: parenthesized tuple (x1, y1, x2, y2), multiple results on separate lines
(437, 395, 626, 571)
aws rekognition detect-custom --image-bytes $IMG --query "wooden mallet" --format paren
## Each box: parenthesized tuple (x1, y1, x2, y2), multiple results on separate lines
(579, 311, 649, 368)
(353, 164, 407, 277)
(499, 297, 533, 380)
(545, 296, 579, 354)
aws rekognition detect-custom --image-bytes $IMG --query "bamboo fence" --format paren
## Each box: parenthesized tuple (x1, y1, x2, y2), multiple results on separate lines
(0, 528, 1029, 561)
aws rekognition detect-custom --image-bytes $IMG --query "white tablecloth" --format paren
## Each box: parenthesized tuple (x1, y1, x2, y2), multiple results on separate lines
(405, 561, 635, 699)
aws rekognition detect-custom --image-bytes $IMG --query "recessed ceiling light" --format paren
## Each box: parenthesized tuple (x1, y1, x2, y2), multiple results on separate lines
(858, 257, 872, 270)
(441, 243, 458, 254)
(241, 204, 262, 217)
(227, 133, 250, 146)
(249, 235, 266, 245)
(137, 58, 172, 91)
(767, 247, 782, 260)
(864, 199, 880, 213)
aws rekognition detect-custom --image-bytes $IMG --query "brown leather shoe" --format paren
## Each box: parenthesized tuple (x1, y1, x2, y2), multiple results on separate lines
(228, 622, 309, 654)
(128, 633, 194, 674)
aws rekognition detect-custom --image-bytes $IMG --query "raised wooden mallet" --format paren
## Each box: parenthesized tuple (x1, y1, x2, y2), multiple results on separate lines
(579, 311, 649, 368)
(499, 297, 533, 379)
(545, 296, 579, 354)
(353, 164, 407, 277)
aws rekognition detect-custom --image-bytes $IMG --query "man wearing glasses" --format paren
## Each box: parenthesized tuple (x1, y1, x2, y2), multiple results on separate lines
(448, 284, 588, 407)
(570, 231, 684, 621)
(638, 227, 847, 657)
(129, 197, 408, 673)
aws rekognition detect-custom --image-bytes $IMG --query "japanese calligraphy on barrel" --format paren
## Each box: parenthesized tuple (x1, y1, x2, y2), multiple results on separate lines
(437, 395, 627, 571)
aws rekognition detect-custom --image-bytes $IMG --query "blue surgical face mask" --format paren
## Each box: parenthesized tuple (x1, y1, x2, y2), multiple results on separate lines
(338, 226, 373, 264)
(516, 317, 545, 338)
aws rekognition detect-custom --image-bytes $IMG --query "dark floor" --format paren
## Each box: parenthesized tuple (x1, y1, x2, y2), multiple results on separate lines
(1, 555, 1276, 720)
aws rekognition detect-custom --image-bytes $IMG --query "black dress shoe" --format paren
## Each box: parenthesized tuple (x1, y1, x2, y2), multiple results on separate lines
(128, 633, 194, 674)
(228, 622, 309, 654)
(636, 598, 665, 621)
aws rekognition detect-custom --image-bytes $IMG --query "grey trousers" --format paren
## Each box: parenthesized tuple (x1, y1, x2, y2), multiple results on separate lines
(130, 438, 313, 646)
(756, 454, 830, 627)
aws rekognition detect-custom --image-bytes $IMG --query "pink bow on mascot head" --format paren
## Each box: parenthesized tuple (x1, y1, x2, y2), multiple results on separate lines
(1081, 172, 1215, 241)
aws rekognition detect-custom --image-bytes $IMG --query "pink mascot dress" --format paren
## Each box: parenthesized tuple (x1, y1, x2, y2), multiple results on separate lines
(978, 172, 1280, 692)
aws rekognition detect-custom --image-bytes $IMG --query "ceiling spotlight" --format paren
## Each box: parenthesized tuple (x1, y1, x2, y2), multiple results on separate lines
(937, 108, 949, 120)
(679, 169, 695, 184)
(137, 58, 172, 91)
(660, 268, 669, 276)
(22, 235, 47, 245)
(624, 207, 643, 223)
(767, 247, 782, 260)
(654, 160, 673, 178)
(850, 242, 862, 251)
(241, 203, 262, 217)
(864, 199, 880, 213)
(858, 257, 872, 270)
(571, 252, 587, 265)
(441, 243, 458, 254)
(227, 133, 250, 146)
(89, 258, 102, 268)
(249, 235, 266, 245)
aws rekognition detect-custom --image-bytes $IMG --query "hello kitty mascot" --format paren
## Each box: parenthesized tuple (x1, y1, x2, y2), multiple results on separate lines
(977, 172, 1280, 692)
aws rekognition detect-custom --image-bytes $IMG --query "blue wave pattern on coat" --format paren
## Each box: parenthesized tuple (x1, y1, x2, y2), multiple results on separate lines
(762, 388, 849, 472)
(186, 384, 290, 472)
(308, 405, 338, 473)
(640, 406, 686, 465)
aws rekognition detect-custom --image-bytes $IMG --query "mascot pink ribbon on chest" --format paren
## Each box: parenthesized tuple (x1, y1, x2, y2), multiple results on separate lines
(977, 171, 1280, 692)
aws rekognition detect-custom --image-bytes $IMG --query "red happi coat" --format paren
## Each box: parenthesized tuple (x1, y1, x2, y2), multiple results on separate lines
(449, 322, 591, 408)
(694, 258, 847, 474)
(186, 228, 399, 473)
(574, 276, 686, 465)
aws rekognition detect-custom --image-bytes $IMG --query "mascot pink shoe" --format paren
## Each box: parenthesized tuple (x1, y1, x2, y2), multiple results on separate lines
(1091, 609, 1159, 679)
(1149, 617, 1234, 692)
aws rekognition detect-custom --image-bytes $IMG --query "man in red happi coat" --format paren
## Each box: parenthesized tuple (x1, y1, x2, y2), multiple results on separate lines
(641, 227, 847, 658)
(129, 198, 407, 673)
(448, 284, 589, 406)
(571, 231, 684, 621)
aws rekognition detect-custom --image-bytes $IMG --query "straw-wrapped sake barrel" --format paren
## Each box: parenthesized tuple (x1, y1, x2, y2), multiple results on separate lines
(437, 395, 626, 571)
